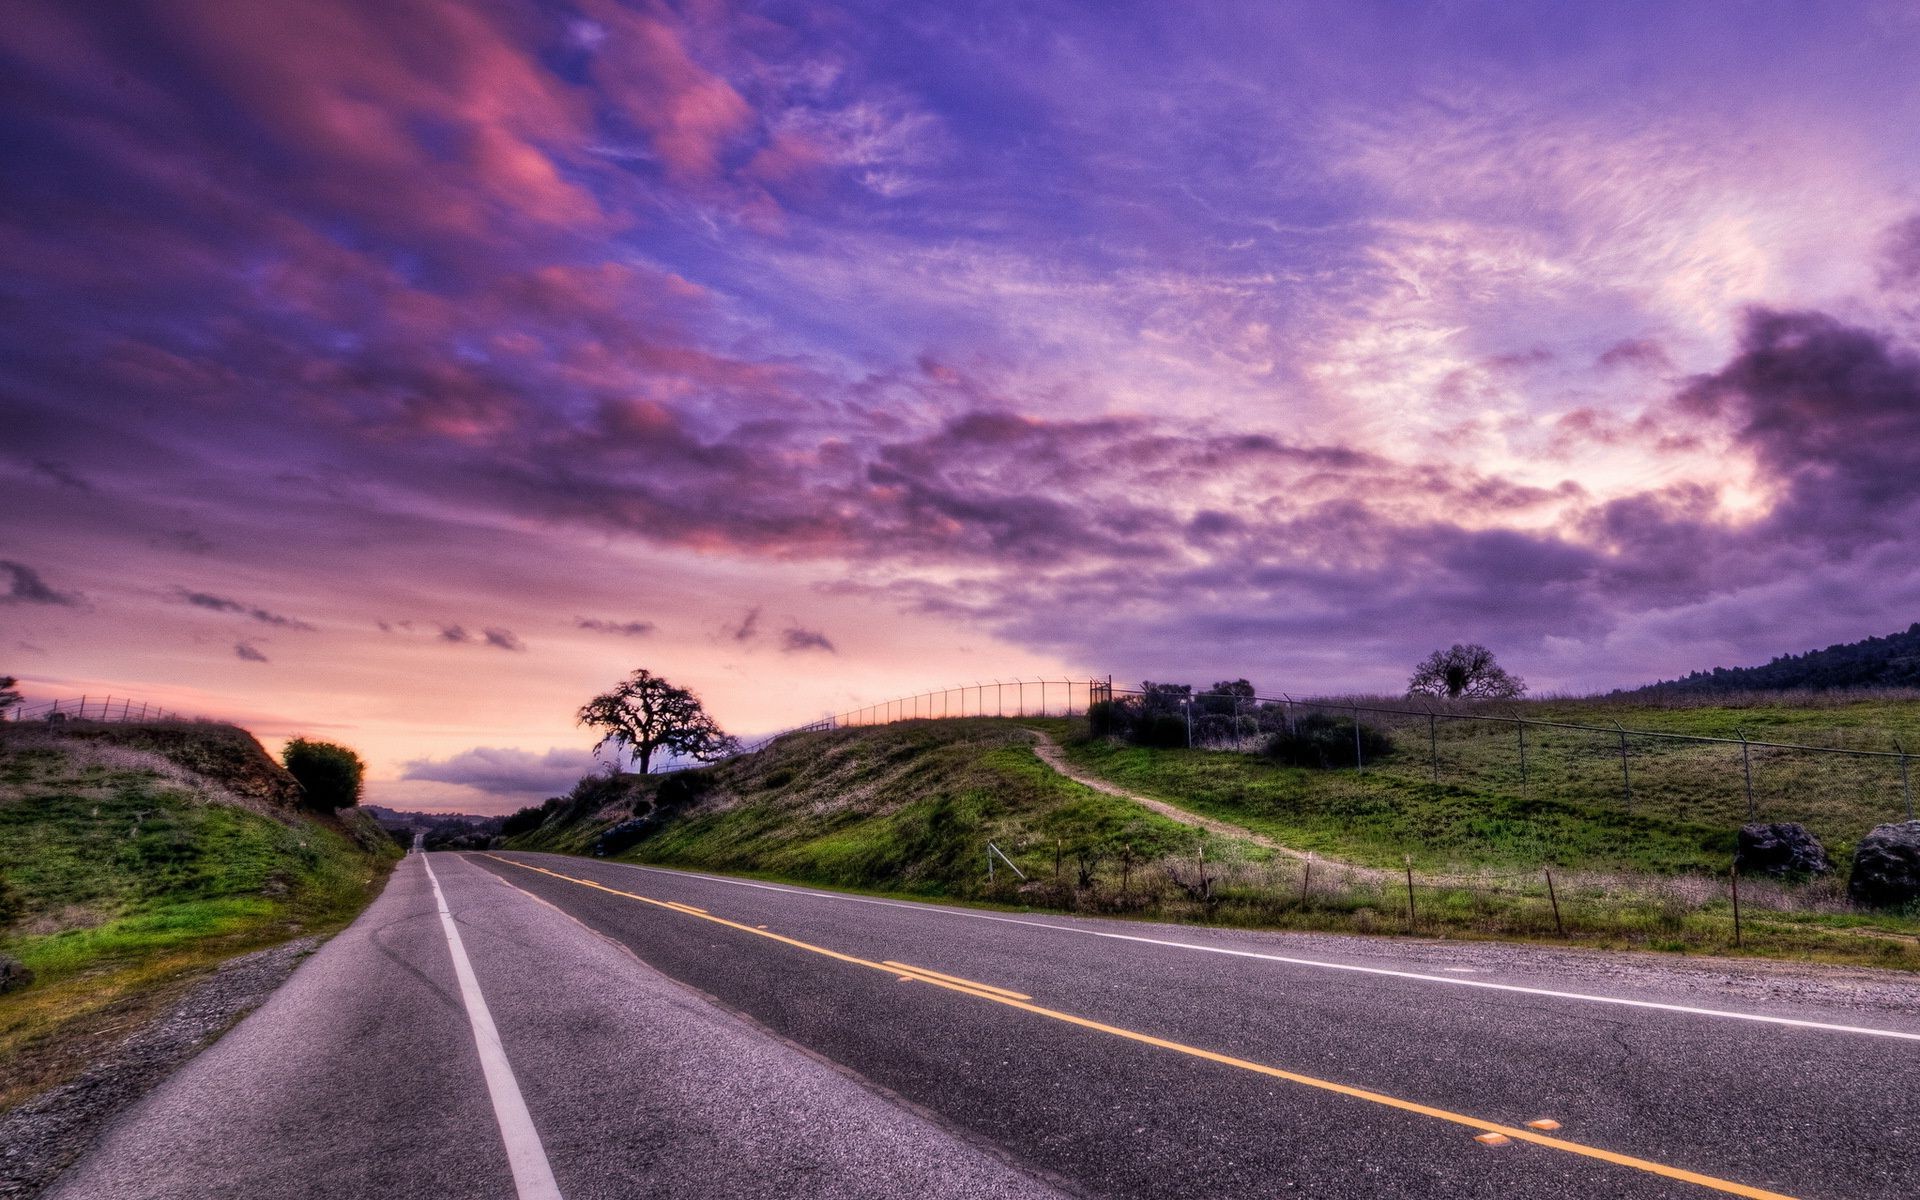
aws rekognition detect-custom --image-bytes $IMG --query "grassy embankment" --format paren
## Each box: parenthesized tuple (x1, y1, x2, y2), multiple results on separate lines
(0, 721, 400, 1111)
(508, 700, 1920, 970)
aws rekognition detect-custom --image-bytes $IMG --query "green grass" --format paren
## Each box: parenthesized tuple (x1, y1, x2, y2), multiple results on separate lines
(633, 722, 1207, 896)
(507, 712, 1920, 972)
(0, 723, 399, 1110)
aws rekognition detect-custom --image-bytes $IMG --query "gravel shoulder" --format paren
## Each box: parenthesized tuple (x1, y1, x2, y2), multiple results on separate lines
(0, 936, 321, 1199)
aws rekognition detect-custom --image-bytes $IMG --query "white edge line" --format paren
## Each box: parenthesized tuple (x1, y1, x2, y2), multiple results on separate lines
(521, 855, 1920, 1044)
(423, 855, 566, 1200)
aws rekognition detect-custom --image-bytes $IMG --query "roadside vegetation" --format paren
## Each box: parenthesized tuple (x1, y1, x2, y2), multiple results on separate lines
(0, 721, 399, 1112)
(506, 700, 1920, 972)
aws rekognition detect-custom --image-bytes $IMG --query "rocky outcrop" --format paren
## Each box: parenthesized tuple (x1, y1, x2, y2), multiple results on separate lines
(1849, 821, 1920, 908)
(1735, 822, 1832, 877)
(0, 953, 32, 995)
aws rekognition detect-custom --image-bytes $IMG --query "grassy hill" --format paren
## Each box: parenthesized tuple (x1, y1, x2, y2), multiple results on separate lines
(509, 706, 1920, 970)
(0, 720, 400, 1111)
(1629, 621, 1920, 694)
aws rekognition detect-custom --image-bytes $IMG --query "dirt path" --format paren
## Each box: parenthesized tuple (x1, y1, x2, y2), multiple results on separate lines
(1025, 731, 1321, 861)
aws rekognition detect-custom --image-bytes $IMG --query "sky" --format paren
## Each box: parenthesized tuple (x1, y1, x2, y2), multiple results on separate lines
(5, 1, 1920, 812)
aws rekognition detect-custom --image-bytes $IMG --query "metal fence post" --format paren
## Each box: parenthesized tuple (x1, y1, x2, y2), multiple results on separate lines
(1614, 720, 1632, 809)
(1352, 706, 1363, 775)
(1898, 737, 1913, 822)
(1514, 713, 1528, 798)
(1428, 712, 1439, 785)
(1739, 729, 1755, 821)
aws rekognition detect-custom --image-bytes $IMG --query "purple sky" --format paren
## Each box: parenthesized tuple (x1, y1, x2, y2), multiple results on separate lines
(6, 2, 1920, 811)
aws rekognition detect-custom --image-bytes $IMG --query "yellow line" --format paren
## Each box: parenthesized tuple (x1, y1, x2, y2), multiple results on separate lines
(882, 960, 1031, 1000)
(665, 901, 709, 914)
(477, 855, 1799, 1200)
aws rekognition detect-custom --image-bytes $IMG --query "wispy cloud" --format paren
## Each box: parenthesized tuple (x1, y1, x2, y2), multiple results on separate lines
(576, 617, 655, 637)
(781, 626, 836, 654)
(1, 561, 82, 607)
(234, 641, 269, 663)
(177, 589, 315, 630)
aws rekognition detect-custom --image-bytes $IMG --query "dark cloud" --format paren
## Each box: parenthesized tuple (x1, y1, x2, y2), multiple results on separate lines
(781, 626, 836, 654)
(400, 746, 598, 798)
(177, 589, 315, 630)
(576, 617, 655, 637)
(1878, 214, 1920, 292)
(30, 459, 92, 492)
(1597, 338, 1672, 372)
(234, 641, 268, 663)
(1, 561, 81, 606)
(483, 627, 525, 652)
(439, 625, 471, 643)
(727, 607, 762, 642)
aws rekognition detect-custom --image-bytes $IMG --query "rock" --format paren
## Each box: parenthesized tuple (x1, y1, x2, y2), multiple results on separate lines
(593, 818, 653, 858)
(1735, 822, 1832, 877)
(0, 954, 33, 994)
(1849, 820, 1920, 908)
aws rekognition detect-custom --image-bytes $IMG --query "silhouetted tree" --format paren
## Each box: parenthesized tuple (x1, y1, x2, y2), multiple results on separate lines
(0, 676, 19, 714)
(1407, 644, 1526, 700)
(283, 738, 365, 810)
(578, 669, 738, 774)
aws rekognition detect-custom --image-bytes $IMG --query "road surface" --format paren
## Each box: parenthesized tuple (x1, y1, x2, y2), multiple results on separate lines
(53, 850, 1920, 1199)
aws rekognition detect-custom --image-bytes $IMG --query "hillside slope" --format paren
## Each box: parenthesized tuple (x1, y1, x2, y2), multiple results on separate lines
(507, 719, 1227, 899)
(1634, 621, 1920, 694)
(0, 720, 400, 1113)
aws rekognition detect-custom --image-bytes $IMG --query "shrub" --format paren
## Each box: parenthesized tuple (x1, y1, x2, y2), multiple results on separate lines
(282, 738, 364, 810)
(1265, 713, 1393, 768)
(499, 804, 550, 838)
(655, 768, 715, 812)
(1130, 713, 1191, 748)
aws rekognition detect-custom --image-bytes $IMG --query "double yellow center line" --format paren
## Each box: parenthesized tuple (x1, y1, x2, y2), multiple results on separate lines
(479, 854, 1801, 1200)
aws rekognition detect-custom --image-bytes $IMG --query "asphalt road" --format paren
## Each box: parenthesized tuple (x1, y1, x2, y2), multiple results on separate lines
(54, 850, 1920, 1199)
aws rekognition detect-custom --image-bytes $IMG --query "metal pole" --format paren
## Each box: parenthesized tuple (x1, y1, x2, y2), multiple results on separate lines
(1300, 853, 1312, 906)
(1545, 868, 1564, 936)
(1404, 857, 1416, 934)
(1353, 706, 1363, 774)
(1898, 737, 1913, 822)
(1739, 729, 1755, 821)
(1429, 712, 1439, 785)
(1516, 714, 1528, 798)
(1730, 864, 1742, 947)
(1615, 721, 1632, 809)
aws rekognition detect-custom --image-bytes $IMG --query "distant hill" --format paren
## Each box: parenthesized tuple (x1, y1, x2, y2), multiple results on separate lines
(1635, 622, 1920, 694)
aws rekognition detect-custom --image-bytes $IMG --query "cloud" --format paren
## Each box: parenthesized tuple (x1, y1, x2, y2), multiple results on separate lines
(781, 626, 836, 654)
(0, 561, 82, 606)
(234, 641, 269, 663)
(483, 627, 525, 652)
(727, 607, 762, 643)
(439, 625, 471, 643)
(177, 589, 315, 630)
(576, 617, 655, 637)
(400, 746, 599, 798)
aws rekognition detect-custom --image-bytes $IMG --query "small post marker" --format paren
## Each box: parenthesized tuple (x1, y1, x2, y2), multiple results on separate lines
(1404, 856, 1416, 934)
(1545, 868, 1564, 937)
(1473, 1133, 1510, 1147)
(1525, 1119, 1562, 1132)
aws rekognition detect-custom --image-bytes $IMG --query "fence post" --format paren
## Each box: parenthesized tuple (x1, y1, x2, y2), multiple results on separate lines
(1515, 715, 1528, 798)
(1614, 721, 1632, 809)
(1404, 857, 1416, 934)
(1545, 868, 1564, 936)
(1730, 863, 1742, 948)
(1739, 729, 1755, 821)
(1428, 712, 1439, 785)
(1897, 737, 1913, 822)
(1300, 853, 1312, 906)
(1352, 706, 1363, 775)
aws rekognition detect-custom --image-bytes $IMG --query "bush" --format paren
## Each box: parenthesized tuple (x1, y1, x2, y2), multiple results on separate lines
(500, 804, 551, 838)
(1265, 713, 1393, 768)
(282, 738, 364, 810)
(1130, 713, 1191, 748)
(655, 768, 715, 812)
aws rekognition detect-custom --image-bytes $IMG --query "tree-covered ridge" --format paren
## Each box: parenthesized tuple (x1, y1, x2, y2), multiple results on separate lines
(1637, 623, 1920, 694)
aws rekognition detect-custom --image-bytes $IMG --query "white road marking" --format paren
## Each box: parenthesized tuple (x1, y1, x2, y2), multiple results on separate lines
(545, 856, 1920, 1044)
(423, 855, 565, 1200)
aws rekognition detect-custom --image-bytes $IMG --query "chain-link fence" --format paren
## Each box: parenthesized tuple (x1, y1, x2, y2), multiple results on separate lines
(2, 695, 187, 723)
(1100, 686, 1916, 848)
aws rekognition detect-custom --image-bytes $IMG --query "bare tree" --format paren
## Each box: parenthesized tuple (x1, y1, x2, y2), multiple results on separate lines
(578, 669, 738, 774)
(1407, 644, 1527, 700)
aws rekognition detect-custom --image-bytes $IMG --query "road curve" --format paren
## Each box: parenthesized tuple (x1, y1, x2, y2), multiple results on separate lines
(51, 848, 1920, 1199)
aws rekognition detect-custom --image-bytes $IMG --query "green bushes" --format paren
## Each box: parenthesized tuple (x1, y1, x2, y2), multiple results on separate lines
(281, 738, 364, 810)
(1264, 713, 1394, 769)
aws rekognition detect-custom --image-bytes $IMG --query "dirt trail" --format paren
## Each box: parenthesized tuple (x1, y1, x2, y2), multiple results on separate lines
(1025, 731, 1326, 862)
